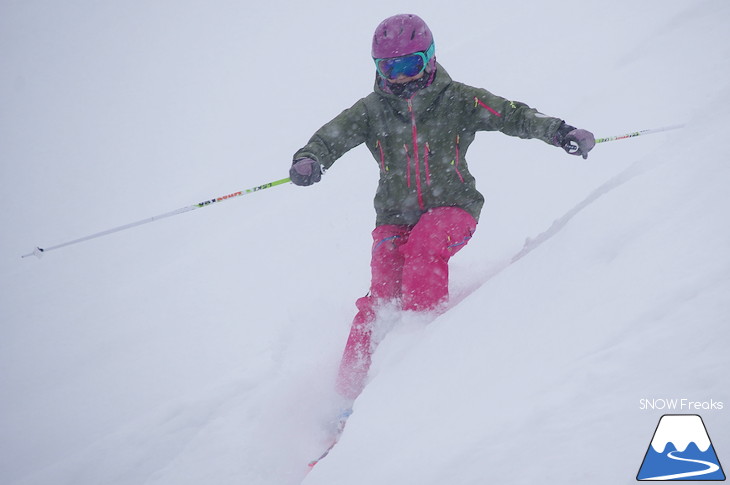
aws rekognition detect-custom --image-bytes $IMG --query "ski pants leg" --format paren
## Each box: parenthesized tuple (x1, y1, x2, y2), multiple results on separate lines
(400, 207, 477, 311)
(336, 207, 476, 400)
(336, 225, 410, 399)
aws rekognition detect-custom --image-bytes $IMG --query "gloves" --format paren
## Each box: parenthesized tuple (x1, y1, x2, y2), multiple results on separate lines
(554, 122, 596, 159)
(290, 157, 323, 186)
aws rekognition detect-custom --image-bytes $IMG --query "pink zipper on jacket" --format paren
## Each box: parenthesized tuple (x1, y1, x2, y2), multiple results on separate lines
(376, 139, 386, 172)
(423, 142, 431, 186)
(404, 144, 412, 188)
(474, 97, 502, 118)
(407, 97, 427, 211)
(453, 134, 465, 183)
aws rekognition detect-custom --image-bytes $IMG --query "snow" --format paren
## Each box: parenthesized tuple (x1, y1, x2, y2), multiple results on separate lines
(1, 1, 729, 484)
(651, 416, 712, 453)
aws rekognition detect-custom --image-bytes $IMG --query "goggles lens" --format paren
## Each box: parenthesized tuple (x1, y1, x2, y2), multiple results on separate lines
(374, 43, 435, 80)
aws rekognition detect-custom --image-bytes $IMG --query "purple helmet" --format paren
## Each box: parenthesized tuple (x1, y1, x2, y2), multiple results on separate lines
(372, 14, 434, 59)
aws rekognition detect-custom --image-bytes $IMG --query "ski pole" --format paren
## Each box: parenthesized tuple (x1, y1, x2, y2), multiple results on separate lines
(21, 124, 684, 259)
(22, 177, 292, 259)
(595, 124, 685, 144)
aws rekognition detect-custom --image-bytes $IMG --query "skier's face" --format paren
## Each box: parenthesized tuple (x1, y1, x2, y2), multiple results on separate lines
(390, 70, 425, 84)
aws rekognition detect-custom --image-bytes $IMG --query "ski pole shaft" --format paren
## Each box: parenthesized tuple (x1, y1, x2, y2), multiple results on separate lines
(22, 177, 291, 259)
(596, 124, 685, 144)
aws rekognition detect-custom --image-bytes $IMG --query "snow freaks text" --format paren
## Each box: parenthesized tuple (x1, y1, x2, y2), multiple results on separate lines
(639, 399, 724, 411)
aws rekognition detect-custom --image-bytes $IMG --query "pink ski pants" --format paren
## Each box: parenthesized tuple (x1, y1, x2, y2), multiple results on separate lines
(336, 207, 477, 399)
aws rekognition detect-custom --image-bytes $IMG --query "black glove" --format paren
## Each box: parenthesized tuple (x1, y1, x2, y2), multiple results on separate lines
(554, 122, 596, 159)
(290, 158, 323, 186)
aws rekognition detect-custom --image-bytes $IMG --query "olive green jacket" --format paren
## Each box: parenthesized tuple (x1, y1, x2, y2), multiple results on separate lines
(294, 63, 564, 226)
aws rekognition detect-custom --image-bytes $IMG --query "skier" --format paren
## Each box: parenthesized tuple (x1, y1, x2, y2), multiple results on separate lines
(290, 14, 595, 403)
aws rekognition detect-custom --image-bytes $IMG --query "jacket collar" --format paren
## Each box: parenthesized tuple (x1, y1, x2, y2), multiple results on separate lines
(374, 62, 452, 113)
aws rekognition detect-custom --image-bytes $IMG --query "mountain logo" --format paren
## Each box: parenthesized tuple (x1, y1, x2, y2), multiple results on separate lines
(637, 414, 725, 481)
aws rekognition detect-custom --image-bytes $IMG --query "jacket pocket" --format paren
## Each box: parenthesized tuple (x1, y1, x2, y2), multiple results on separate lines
(424, 142, 432, 186)
(376, 139, 387, 173)
(452, 135, 465, 183)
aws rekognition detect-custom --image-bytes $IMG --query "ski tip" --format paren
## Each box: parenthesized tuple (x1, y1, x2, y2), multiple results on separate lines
(307, 440, 337, 469)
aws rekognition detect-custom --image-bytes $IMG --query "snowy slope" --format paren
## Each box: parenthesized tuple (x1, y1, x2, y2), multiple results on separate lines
(306, 98, 730, 485)
(1, 1, 729, 485)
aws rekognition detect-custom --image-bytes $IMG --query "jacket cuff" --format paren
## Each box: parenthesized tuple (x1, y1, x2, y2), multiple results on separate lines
(552, 121, 576, 146)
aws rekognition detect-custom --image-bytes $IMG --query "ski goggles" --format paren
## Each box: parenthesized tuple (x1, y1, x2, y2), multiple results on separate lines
(373, 43, 435, 80)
